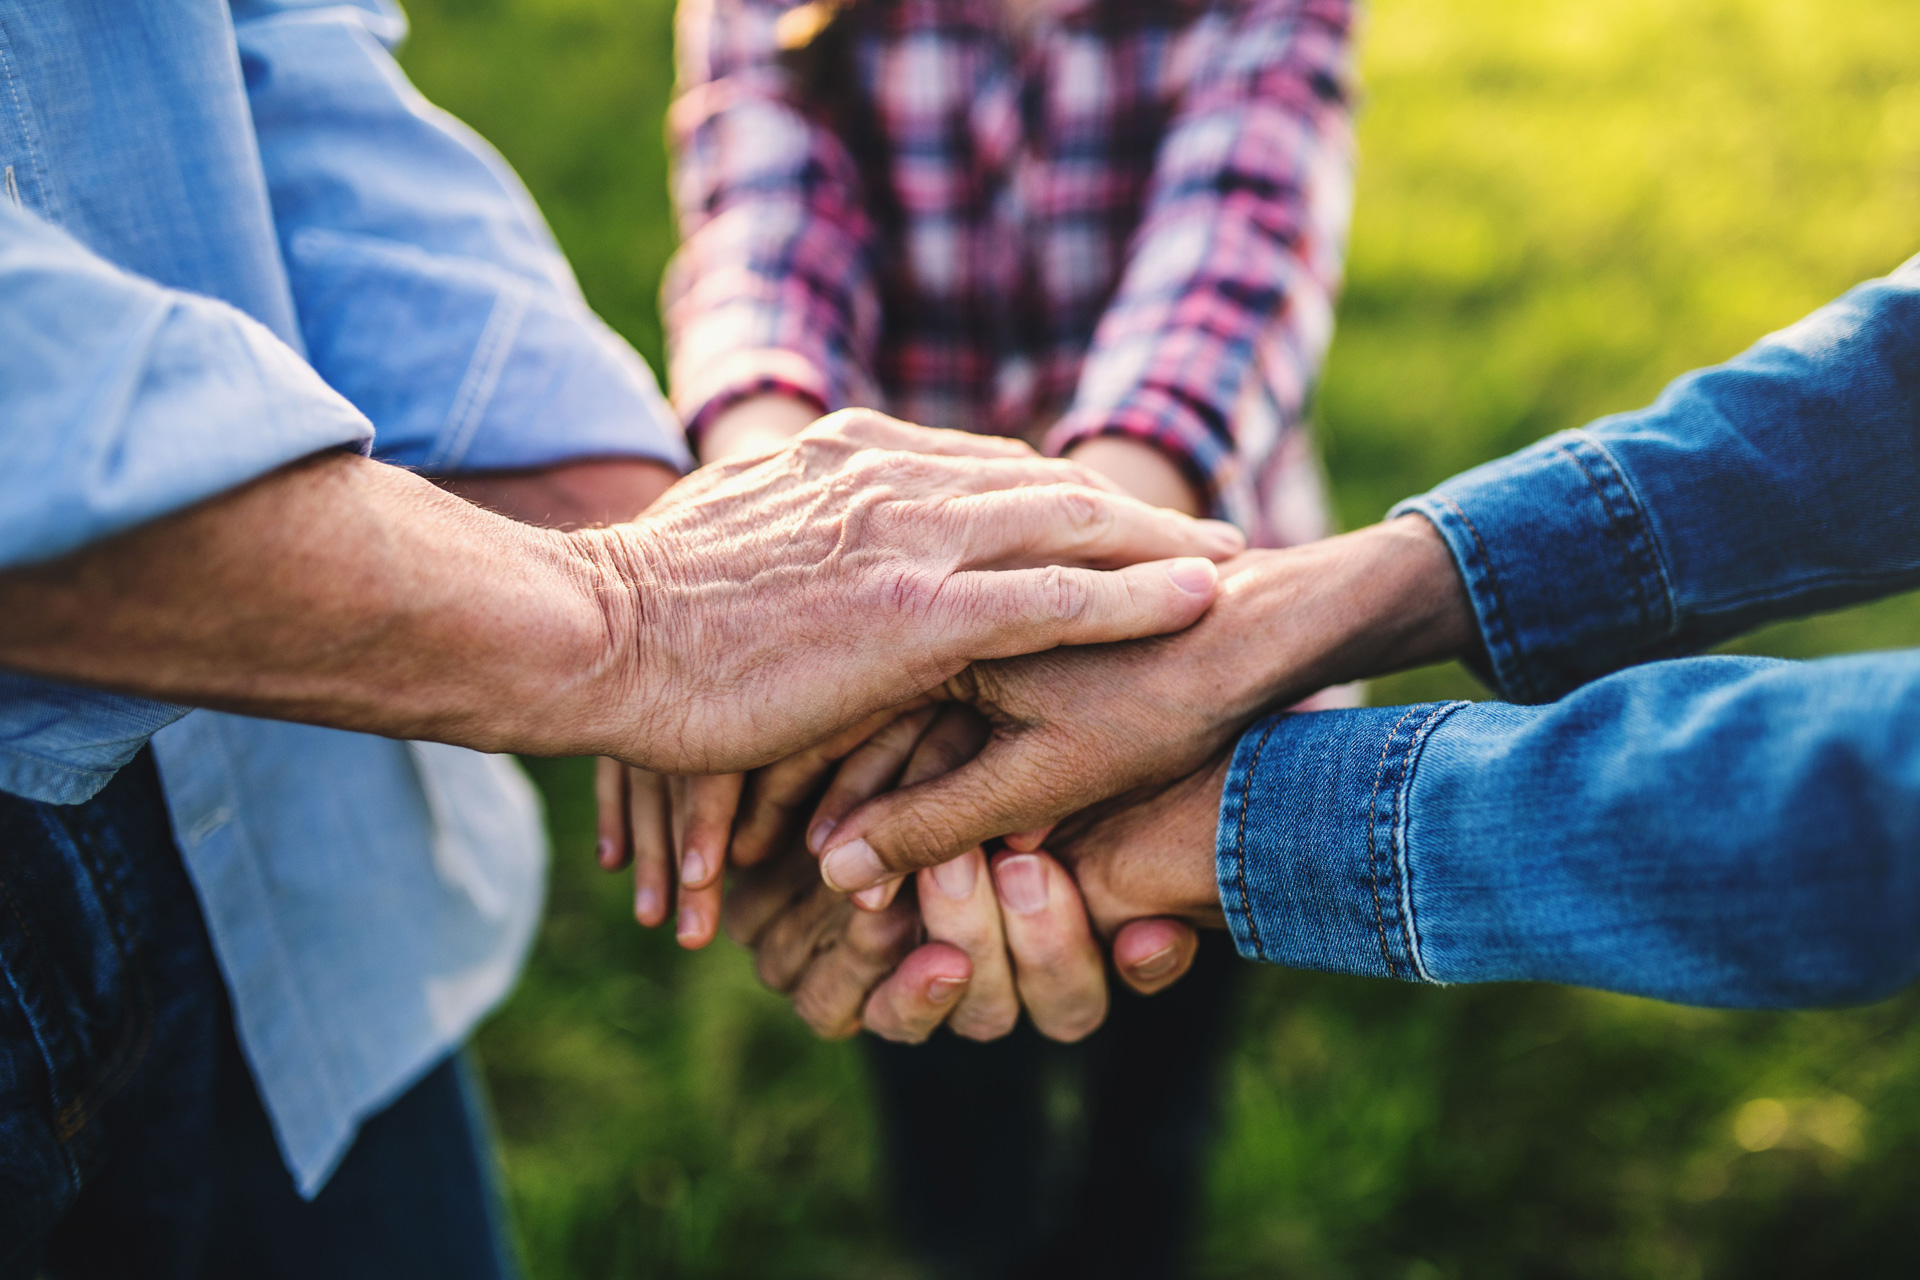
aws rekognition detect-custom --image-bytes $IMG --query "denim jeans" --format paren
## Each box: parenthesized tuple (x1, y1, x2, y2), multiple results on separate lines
(0, 751, 521, 1279)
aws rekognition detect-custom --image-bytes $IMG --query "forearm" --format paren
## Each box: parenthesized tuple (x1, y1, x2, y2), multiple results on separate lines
(0, 451, 631, 758)
(1221, 649, 1920, 1007)
(1397, 260, 1920, 703)
(1190, 515, 1476, 719)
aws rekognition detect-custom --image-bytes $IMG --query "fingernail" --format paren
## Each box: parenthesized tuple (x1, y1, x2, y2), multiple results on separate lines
(928, 853, 977, 900)
(1131, 946, 1180, 982)
(597, 837, 617, 867)
(636, 885, 660, 922)
(676, 904, 702, 943)
(994, 854, 1049, 914)
(682, 848, 710, 887)
(853, 883, 891, 910)
(928, 976, 967, 1002)
(821, 838, 885, 892)
(1165, 557, 1217, 595)
(807, 817, 836, 854)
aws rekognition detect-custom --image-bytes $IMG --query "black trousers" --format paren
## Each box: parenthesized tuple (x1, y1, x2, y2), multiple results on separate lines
(863, 930, 1242, 1280)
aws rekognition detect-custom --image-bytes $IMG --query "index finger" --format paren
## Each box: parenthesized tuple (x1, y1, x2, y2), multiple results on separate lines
(930, 482, 1244, 571)
(731, 699, 934, 868)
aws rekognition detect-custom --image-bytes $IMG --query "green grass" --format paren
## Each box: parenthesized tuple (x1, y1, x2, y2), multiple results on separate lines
(397, 0, 1920, 1274)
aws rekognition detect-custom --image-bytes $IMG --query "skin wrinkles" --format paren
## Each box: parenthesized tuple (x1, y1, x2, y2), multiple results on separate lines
(595, 400, 1245, 1023)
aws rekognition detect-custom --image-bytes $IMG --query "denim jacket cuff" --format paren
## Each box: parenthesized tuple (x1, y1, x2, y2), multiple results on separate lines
(1389, 430, 1677, 703)
(1215, 703, 1467, 980)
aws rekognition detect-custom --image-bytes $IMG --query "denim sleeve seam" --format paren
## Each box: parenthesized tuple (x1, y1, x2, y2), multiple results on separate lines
(1388, 700, 1470, 985)
(1228, 718, 1283, 962)
(1424, 493, 1537, 701)
(1555, 431, 1678, 644)
(1365, 705, 1429, 980)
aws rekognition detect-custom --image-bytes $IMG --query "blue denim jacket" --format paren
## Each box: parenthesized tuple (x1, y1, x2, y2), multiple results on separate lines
(1218, 256, 1920, 1009)
(0, 1, 687, 1193)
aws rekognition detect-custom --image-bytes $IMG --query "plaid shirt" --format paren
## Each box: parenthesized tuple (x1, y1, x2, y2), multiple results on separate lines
(665, 0, 1355, 545)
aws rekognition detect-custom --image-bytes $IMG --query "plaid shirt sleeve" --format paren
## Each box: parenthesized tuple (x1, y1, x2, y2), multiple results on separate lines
(1045, 0, 1356, 528)
(663, 0, 883, 441)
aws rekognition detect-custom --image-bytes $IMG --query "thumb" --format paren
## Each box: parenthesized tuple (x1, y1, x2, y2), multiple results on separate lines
(817, 733, 1063, 893)
(926, 557, 1217, 667)
(1111, 918, 1200, 995)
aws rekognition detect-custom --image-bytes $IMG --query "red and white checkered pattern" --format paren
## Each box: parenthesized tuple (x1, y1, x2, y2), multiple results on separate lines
(666, 0, 1355, 545)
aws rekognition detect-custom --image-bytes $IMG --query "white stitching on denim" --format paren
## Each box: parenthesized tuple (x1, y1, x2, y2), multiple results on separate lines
(1426, 493, 1534, 702)
(1365, 705, 1426, 979)
(1230, 720, 1283, 962)
(1389, 701, 1470, 984)
(0, 18, 58, 223)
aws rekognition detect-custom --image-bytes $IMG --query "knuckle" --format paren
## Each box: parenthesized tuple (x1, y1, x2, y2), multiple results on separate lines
(755, 946, 800, 994)
(865, 1002, 933, 1045)
(793, 987, 861, 1039)
(868, 565, 941, 620)
(1038, 1004, 1107, 1044)
(1037, 565, 1090, 621)
(898, 810, 970, 869)
(843, 908, 915, 964)
(1056, 485, 1108, 533)
(950, 1003, 1020, 1042)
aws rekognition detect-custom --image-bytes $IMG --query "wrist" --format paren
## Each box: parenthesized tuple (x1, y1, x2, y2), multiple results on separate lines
(496, 521, 664, 761)
(701, 393, 819, 463)
(1064, 435, 1206, 516)
(1200, 515, 1476, 714)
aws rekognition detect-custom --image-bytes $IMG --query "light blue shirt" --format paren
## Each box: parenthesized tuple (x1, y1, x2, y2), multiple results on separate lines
(0, 0, 689, 1193)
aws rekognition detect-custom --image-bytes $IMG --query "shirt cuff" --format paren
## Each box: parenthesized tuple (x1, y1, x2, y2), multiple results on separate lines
(1047, 386, 1238, 524)
(673, 348, 833, 442)
(1388, 429, 1678, 704)
(1216, 704, 1467, 980)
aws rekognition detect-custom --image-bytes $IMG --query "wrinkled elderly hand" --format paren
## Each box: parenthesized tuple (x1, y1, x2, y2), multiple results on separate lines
(589, 409, 1244, 937)
(591, 409, 1243, 775)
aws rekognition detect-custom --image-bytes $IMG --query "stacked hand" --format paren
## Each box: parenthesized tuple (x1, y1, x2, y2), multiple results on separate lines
(593, 396, 1474, 1045)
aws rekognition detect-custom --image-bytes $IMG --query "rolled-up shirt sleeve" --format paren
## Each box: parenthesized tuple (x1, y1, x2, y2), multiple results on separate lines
(1392, 257, 1920, 704)
(0, 202, 375, 803)
(0, 203, 373, 568)
(660, 0, 884, 440)
(1046, 0, 1355, 530)
(232, 0, 690, 473)
(1218, 651, 1920, 1009)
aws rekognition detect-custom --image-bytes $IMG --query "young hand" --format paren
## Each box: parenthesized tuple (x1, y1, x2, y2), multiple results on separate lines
(810, 515, 1475, 895)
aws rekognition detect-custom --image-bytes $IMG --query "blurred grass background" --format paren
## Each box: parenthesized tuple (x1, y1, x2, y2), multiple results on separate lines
(398, 0, 1920, 1274)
